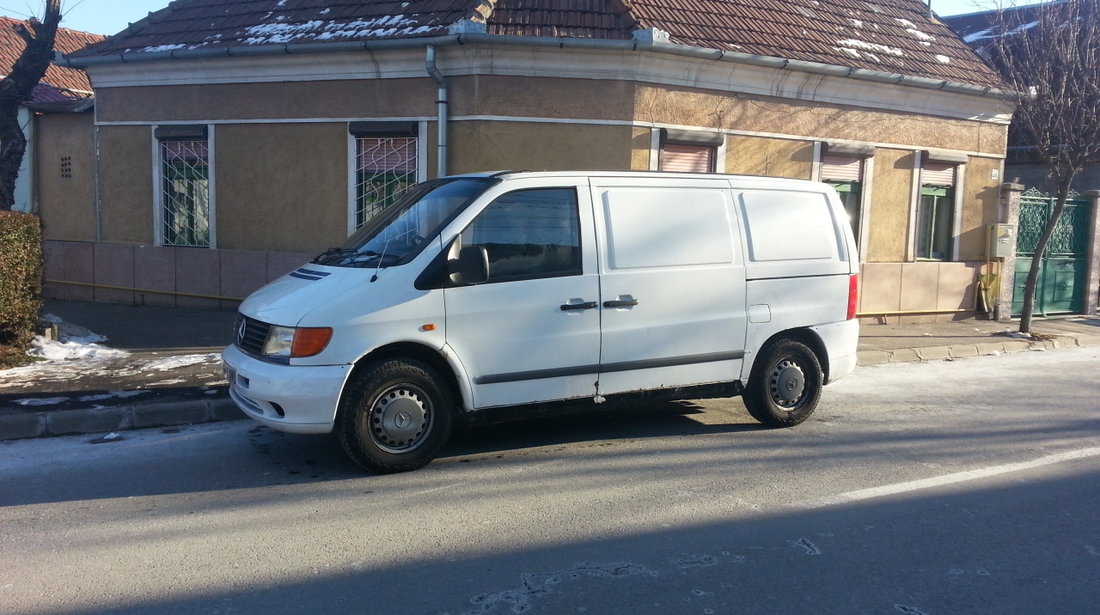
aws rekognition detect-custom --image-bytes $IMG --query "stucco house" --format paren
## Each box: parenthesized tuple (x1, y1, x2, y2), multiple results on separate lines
(0, 17, 103, 213)
(47, 0, 1016, 321)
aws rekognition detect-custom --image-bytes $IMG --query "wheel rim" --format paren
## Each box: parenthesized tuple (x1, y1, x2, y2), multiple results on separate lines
(768, 359, 806, 410)
(368, 384, 432, 454)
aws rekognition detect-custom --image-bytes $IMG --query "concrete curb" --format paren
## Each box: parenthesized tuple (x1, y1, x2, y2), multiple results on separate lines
(0, 394, 244, 441)
(3, 331, 1098, 442)
(856, 332, 1100, 366)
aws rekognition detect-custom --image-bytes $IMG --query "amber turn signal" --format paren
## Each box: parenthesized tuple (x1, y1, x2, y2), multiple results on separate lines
(291, 327, 333, 357)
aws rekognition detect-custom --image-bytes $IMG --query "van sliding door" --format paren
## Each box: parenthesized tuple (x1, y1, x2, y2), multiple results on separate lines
(592, 180, 748, 397)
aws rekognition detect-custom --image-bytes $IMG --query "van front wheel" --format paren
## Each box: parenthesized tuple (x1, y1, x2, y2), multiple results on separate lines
(743, 339, 822, 427)
(338, 359, 453, 473)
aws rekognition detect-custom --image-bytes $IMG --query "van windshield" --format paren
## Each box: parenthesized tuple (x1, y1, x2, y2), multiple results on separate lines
(312, 177, 495, 268)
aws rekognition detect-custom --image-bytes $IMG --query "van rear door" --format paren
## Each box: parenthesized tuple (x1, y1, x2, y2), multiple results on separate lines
(591, 178, 748, 396)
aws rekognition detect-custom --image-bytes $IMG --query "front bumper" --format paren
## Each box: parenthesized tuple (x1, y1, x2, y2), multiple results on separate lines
(221, 344, 351, 434)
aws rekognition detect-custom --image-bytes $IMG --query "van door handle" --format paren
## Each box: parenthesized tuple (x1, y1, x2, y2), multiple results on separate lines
(560, 301, 598, 311)
(603, 297, 639, 308)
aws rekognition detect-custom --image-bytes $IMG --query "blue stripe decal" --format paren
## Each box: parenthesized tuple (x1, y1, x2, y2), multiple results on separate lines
(289, 267, 332, 281)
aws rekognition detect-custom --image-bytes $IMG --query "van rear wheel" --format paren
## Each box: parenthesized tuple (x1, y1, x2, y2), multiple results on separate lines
(743, 339, 822, 427)
(338, 359, 453, 473)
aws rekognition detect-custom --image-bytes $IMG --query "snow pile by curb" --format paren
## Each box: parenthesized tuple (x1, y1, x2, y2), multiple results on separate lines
(27, 314, 129, 362)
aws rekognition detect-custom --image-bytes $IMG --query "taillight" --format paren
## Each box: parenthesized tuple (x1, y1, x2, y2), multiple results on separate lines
(847, 274, 860, 320)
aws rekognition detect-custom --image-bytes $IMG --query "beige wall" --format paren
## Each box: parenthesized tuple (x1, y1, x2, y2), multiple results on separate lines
(97, 125, 154, 244)
(959, 157, 1003, 261)
(96, 79, 437, 123)
(865, 148, 918, 263)
(37, 112, 96, 242)
(724, 135, 814, 178)
(634, 84, 1008, 155)
(215, 123, 349, 252)
(447, 121, 635, 174)
(452, 76, 636, 121)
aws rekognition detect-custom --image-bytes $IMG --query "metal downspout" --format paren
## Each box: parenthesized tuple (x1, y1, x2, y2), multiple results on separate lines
(425, 45, 448, 177)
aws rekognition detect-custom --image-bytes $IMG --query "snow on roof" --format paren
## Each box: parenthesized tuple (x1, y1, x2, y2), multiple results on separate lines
(67, 0, 1006, 90)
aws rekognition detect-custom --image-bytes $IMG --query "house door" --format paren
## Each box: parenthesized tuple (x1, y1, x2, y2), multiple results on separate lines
(1013, 189, 1090, 316)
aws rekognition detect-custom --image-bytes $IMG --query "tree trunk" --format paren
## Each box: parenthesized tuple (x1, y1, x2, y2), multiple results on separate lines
(1018, 181, 1073, 333)
(0, 0, 63, 212)
(0, 104, 29, 212)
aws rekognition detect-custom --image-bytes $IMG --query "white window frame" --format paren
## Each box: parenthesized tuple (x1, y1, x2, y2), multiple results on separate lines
(813, 141, 874, 261)
(152, 124, 216, 248)
(908, 150, 967, 262)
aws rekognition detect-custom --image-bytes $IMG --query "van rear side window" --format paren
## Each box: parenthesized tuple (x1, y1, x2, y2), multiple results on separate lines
(739, 190, 842, 262)
(602, 187, 735, 269)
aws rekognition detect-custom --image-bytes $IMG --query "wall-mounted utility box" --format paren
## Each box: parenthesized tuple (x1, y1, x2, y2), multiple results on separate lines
(988, 223, 1014, 260)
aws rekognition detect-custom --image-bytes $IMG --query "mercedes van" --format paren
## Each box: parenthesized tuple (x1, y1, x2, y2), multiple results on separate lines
(222, 171, 860, 473)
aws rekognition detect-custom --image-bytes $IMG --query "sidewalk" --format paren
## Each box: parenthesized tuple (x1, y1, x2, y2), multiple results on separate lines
(3, 300, 1100, 441)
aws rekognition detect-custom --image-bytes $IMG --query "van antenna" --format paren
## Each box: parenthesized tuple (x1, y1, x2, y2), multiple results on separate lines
(370, 235, 393, 283)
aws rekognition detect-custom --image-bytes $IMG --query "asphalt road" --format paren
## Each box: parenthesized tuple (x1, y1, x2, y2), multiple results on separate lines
(2, 347, 1099, 615)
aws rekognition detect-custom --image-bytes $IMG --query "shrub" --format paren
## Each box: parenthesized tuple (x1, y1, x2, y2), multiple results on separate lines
(0, 212, 43, 364)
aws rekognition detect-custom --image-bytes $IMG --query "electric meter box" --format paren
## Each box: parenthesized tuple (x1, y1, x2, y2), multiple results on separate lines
(988, 223, 1014, 260)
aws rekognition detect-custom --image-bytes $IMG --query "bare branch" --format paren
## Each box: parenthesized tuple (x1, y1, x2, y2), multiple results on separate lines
(984, 0, 1100, 332)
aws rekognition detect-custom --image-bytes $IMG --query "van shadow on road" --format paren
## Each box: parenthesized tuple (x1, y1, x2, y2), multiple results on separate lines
(444, 400, 764, 460)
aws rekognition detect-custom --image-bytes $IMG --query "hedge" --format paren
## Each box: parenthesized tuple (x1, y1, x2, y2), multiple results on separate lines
(0, 211, 43, 351)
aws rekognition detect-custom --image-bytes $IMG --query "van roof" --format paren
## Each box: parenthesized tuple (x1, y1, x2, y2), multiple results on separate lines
(453, 170, 830, 187)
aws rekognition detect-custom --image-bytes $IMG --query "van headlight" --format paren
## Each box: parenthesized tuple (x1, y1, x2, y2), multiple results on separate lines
(262, 326, 333, 358)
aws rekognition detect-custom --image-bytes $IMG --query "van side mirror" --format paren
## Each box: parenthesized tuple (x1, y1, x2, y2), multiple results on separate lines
(448, 245, 489, 285)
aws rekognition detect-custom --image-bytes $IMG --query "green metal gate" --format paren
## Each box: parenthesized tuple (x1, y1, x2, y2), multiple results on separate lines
(1013, 188, 1090, 316)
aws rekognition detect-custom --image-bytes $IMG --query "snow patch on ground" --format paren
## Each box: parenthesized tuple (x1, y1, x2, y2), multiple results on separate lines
(1, 316, 220, 389)
(21, 315, 126, 363)
(144, 354, 221, 371)
(13, 397, 69, 407)
(28, 337, 128, 362)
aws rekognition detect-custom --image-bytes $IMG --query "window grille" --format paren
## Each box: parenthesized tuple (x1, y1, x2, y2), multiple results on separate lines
(355, 136, 417, 229)
(160, 139, 210, 247)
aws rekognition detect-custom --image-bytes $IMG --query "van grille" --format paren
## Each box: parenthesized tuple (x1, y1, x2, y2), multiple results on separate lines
(235, 314, 270, 355)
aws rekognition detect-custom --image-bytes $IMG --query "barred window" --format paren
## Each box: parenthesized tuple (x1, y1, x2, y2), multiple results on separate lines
(351, 122, 419, 231)
(157, 126, 211, 248)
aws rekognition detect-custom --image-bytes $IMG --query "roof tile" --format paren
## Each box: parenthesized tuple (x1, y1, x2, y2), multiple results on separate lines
(69, 0, 1004, 90)
(0, 17, 104, 94)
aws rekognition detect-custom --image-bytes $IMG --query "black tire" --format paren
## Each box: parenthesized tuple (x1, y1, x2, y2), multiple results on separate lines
(742, 338, 823, 427)
(337, 359, 454, 473)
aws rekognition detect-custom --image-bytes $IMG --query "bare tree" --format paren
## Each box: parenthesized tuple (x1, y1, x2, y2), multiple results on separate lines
(0, 0, 63, 212)
(988, 0, 1100, 332)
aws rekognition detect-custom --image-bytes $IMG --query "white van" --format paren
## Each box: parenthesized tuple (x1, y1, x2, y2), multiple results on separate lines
(222, 171, 859, 472)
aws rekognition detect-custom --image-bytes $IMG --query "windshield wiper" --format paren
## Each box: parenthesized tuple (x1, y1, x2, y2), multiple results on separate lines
(313, 248, 402, 268)
(312, 247, 357, 265)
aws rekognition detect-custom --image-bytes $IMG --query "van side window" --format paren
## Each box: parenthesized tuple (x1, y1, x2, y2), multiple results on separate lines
(458, 188, 582, 282)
